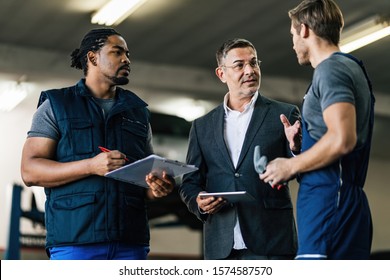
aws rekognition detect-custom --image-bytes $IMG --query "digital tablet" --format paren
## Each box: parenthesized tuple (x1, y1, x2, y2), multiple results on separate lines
(198, 191, 255, 203)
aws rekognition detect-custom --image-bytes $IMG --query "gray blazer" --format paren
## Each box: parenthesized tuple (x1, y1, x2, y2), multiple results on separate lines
(179, 94, 299, 259)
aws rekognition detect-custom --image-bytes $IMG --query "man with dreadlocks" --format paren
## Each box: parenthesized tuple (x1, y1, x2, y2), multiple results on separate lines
(21, 28, 175, 260)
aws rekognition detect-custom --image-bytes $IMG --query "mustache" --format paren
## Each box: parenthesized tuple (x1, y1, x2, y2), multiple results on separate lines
(119, 65, 131, 72)
(243, 76, 257, 82)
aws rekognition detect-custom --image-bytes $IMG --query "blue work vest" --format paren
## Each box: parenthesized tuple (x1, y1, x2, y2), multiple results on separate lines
(38, 79, 151, 250)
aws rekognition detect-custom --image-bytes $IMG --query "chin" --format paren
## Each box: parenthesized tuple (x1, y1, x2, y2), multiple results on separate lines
(113, 77, 129, 85)
(299, 60, 311, 67)
(248, 85, 260, 94)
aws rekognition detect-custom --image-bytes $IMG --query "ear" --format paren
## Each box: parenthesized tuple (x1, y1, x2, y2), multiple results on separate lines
(300, 23, 310, 39)
(87, 51, 97, 66)
(215, 67, 226, 83)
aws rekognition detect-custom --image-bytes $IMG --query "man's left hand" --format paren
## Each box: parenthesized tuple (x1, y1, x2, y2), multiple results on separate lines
(145, 171, 175, 198)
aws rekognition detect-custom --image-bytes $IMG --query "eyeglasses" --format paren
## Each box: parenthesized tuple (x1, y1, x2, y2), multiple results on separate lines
(221, 59, 261, 72)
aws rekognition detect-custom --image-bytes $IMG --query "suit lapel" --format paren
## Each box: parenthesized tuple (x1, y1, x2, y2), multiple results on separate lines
(236, 96, 270, 169)
(212, 105, 235, 171)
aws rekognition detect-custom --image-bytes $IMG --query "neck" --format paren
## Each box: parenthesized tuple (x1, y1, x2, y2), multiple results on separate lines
(227, 92, 254, 112)
(309, 39, 340, 68)
(85, 76, 116, 99)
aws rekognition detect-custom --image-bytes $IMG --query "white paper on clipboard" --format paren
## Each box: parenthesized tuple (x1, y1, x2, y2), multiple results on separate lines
(104, 154, 198, 188)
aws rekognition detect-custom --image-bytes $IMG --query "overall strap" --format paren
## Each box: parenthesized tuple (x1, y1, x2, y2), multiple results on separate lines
(333, 52, 375, 187)
(333, 52, 374, 97)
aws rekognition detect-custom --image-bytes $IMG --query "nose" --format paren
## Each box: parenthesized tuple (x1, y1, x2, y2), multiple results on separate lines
(244, 62, 256, 73)
(122, 56, 130, 64)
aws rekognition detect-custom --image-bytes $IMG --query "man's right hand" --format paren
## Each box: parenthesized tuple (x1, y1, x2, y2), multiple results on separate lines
(91, 150, 128, 176)
(196, 192, 226, 214)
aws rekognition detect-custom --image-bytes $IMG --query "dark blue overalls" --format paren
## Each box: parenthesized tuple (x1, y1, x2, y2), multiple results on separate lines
(296, 53, 374, 260)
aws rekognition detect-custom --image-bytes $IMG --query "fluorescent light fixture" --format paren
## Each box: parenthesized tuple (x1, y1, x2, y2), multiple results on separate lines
(340, 15, 390, 53)
(0, 81, 31, 112)
(91, 0, 148, 26)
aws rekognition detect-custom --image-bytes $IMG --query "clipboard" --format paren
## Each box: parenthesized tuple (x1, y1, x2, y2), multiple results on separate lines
(104, 154, 198, 188)
(198, 191, 255, 203)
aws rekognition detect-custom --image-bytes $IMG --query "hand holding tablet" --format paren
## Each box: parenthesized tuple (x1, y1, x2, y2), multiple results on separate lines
(198, 191, 254, 203)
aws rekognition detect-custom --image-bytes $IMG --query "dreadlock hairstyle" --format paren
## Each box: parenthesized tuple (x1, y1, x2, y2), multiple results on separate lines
(70, 28, 121, 75)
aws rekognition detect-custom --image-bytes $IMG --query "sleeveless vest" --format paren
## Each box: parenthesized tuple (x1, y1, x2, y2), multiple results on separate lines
(39, 79, 151, 249)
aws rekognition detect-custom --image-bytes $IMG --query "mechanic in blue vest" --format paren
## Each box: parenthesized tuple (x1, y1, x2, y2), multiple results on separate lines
(21, 28, 175, 260)
(260, 0, 374, 259)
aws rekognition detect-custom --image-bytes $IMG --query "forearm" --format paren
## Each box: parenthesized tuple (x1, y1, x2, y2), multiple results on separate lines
(21, 157, 94, 188)
(290, 129, 355, 174)
(292, 102, 357, 174)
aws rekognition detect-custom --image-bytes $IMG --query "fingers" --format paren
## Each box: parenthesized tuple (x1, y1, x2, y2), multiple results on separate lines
(280, 114, 291, 128)
(292, 120, 301, 134)
(98, 150, 127, 164)
(208, 201, 226, 214)
(259, 161, 282, 187)
(197, 194, 225, 214)
(112, 150, 128, 162)
(145, 172, 175, 198)
(93, 151, 127, 175)
(281, 114, 302, 133)
(259, 172, 275, 185)
(146, 172, 174, 191)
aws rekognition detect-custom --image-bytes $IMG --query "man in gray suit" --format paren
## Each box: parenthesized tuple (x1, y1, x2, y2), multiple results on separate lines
(179, 38, 300, 260)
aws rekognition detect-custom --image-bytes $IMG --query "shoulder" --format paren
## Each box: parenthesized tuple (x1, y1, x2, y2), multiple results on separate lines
(314, 54, 357, 81)
(257, 95, 300, 123)
(34, 99, 54, 121)
(116, 87, 148, 108)
(194, 103, 223, 123)
(258, 94, 298, 111)
(38, 86, 75, 108)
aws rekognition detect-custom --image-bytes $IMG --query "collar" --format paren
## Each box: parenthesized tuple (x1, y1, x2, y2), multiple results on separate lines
(75, 79, 148, 109)
(223, 91, 259, 115)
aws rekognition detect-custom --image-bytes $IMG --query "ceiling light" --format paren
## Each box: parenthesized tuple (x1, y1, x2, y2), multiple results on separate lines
(91, 0, 148, 26)
(0, 80, 32, 112)
(340, 15, 390, 53)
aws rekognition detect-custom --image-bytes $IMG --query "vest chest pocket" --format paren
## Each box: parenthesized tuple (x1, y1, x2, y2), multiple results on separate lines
(121, 117, 147, 137)
(121, 117, 148, 157)
(70, 120, 93, 155)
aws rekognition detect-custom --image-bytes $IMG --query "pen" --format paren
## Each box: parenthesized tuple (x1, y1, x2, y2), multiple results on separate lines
(98, 146, 129, 161)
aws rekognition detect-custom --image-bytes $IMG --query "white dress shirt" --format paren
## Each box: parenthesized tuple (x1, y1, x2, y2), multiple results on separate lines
(223, 91, 258, 249)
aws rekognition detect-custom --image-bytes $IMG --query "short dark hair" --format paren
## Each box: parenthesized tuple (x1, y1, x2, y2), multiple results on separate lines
(70, 28, 121, 75)
(288, 0, 344, 45)
(216, 38, 257, 66)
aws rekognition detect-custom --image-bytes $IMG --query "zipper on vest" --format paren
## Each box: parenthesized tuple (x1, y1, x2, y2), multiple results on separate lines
(122, 117, 147, 128)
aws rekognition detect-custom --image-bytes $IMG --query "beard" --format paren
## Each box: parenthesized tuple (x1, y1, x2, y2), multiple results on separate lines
(107, 65, 131, 85)
(111, 76, 129, 85)
(297, 49, 311, 66)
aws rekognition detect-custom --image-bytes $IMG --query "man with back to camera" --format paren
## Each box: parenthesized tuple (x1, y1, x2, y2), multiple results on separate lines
(179, 38, 301, 260)
(260, 0, 375, 259)
(20, 28, 175, 260)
